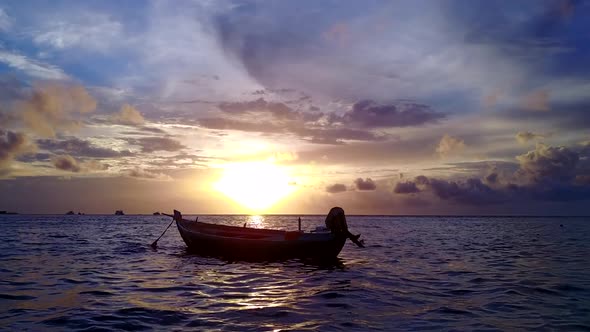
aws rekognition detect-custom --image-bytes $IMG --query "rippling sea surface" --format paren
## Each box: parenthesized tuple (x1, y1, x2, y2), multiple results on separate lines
(1, 215, 589, 331)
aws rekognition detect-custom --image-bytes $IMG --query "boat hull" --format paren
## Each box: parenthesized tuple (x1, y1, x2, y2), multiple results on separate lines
(176, 219, 347, 261)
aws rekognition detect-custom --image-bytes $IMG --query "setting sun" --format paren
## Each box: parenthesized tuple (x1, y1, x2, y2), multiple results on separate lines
(213, 161, 297, 212)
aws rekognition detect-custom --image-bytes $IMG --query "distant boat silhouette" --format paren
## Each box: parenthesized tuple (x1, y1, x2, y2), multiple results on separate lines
(115, 210, 125, 215)
(65, 211, 75, 215)
(153, 212, 161, 215)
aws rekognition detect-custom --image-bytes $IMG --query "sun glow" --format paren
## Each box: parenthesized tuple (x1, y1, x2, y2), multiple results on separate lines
(213, 161, 297, 212)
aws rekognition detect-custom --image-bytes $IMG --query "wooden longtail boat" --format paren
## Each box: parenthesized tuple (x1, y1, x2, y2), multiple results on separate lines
(167, 207, 364, 261)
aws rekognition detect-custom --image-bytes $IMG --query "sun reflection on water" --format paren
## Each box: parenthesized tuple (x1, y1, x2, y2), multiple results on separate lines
(246, 215, 265, 229)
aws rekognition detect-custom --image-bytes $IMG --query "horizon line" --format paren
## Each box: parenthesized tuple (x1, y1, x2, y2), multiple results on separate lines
(1, 213, 589, 218)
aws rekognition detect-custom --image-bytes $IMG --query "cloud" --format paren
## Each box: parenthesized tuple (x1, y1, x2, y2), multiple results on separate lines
(200, 98, 439, 145)
(342, 100, 445, 128)
(516, 131, 546, 144)
(81, 159, 109, 171)
(52, 155, 81, 172)
(18, 83, 97, 137)
(218, 98, 300, 120)
(16, 153, 52, 163)
(0, 51, 68, 80)
(37, 138, 133, 158)
(199, 97, 441, 145)
(198, 115, 388, 144)
(272, 151, 298, 162)
(484, 172, 499, 185)
(32, 13, 123, 52)
(126, 168, 172, 181)
(436, 134, 465, 157)
(126, 137, 185, 153)
(52, 154, 109, 173)
(326, 183, 347, 194)
(0, 8, 13, 31)
(394, 181, 420, 194)
(199, 117, 282, 133)
(516, 143, 579, 183)
(109, 104, 145, 126)
(391, 142, 590, 205)
(298, 127, 388, 145)
(139, 126, 166, 134)
(354, 177, 376, 190)
(521, 90, 550, 111)
(399, 175, 505, 205)
(0, 130, 36, 168)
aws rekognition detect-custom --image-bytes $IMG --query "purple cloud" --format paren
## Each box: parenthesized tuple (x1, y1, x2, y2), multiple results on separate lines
(354, 177, 376, 190)
(342, 100, 445, 128)
(326, 183, 347, 193)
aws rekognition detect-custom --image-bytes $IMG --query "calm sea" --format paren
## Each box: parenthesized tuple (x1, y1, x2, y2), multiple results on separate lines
(0, 215, 589, 331)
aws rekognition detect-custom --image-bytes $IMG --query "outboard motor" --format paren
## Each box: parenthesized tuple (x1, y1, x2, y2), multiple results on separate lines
(325, 207, 364, 247)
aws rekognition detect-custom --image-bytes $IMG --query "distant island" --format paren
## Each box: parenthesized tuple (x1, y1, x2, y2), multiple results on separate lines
(0, 210, 18, 215)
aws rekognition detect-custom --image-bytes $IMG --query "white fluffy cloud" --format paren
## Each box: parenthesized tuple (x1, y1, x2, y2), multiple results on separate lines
(0, 8, 13, 31)
(436, 134, 465, 158)
(32, 14, 123, 52)
(0, 51, 68, 80)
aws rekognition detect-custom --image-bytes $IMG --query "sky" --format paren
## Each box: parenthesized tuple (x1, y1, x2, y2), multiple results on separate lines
(0, 0, 589, 215)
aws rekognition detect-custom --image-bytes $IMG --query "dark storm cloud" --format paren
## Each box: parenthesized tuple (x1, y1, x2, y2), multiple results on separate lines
(0, 130, 34, 167)
(341, 100, 445, 128)
(516, 143, 579, 183)
(354, 178, 377, 190)
(326, 183, 347, 194)
(37, 138, 134, 158)
(416, 176, 505, 205)
(393, 143, 590, 204)
(393, 181, 420, 194)
(126, 137, 185, 153)
(198, 115, 389, 145)
(199, 94, 443, 144)
(450, 0, 590, 77)
(212, 1, 392, 88)
(484, 172, 499, 184)
(52, 155, 81, 172)
(213, 1, 332, 84)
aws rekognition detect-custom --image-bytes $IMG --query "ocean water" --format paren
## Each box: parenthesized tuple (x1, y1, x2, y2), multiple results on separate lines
(0, 214, 589, 331)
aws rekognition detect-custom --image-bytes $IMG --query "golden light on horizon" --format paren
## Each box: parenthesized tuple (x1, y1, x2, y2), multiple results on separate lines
(213, 161, 297, 213)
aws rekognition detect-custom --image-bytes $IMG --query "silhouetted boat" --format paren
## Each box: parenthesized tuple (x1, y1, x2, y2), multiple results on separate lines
(166, 208, 363, 261)
(115, 210, 125, 215)
(153, 212, 161, 215)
